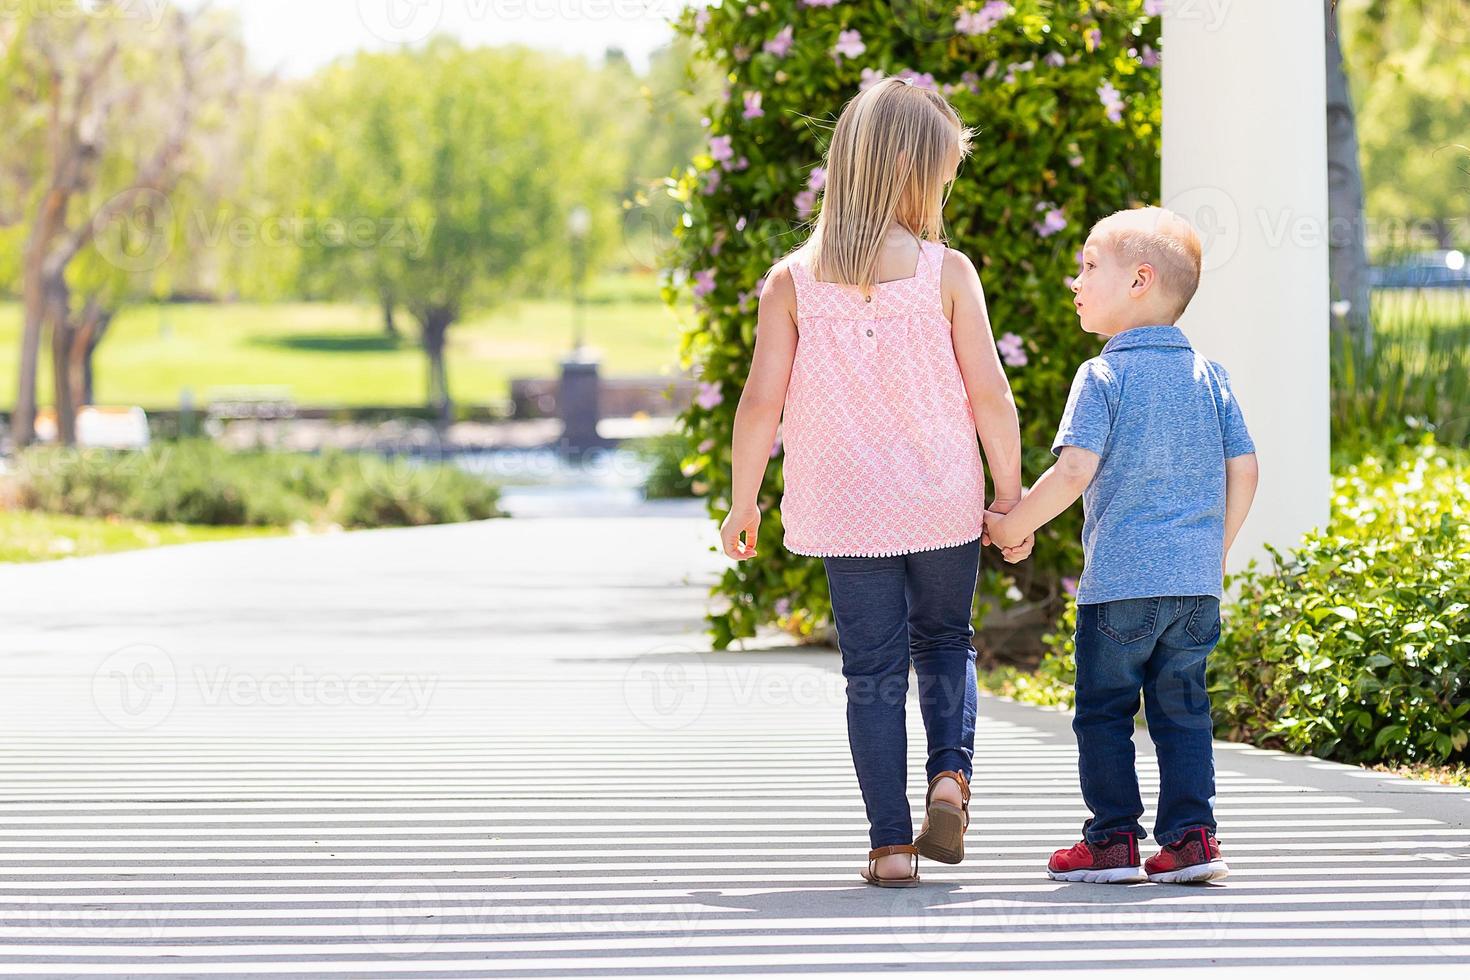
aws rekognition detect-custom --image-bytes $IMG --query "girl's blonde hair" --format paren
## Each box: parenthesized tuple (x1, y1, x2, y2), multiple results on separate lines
(800, 78, 975, 296)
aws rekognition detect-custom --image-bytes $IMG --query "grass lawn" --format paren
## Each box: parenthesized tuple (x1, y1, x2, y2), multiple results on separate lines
(0, 271, 691, 410)
(0, 509, 287, 564)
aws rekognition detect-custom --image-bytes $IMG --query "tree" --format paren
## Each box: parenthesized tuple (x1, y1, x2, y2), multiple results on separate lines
(0, 2, 246, 446)
(248, 42, 627, 422)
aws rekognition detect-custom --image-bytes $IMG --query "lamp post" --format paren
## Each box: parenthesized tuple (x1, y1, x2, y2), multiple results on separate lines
(559, 205, 603, 455)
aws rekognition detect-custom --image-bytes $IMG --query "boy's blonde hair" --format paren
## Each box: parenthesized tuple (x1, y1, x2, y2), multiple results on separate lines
(801, 78, 975, 296)
(1090, 207, 1204, 321)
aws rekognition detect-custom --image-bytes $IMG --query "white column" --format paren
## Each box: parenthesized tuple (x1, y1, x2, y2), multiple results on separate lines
(1162, 0, 1331, 575)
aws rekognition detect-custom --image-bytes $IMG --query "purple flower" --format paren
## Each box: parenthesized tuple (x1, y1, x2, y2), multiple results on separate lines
(1045, 52, 1066, 68)
(709, 135, 734, 163)
(770, 429, 784, 458)
(859, 67, 885, 91)
(807, 166, 826, 191)
(1139, 44, 1160, 68)
(1097, 80, 1125, 123)
(956, 1, 1011, 35)
(693, 9, 710, 33)
(1144, 0, 1166, 15)
(695, 382, 724, 410)
(795, 188, 817, 217)
(743, 91, 765, 119)
(832, 29, 865, 60)
(1034, 203, 1067, 238)
(803, 0, 840, 7)
(1002, 60, 1033, 85)
(1062, 576, 1079, 598)
(774, 596, 792, 616)
(1086, 27, 1102, 49)
(896, 68, 938, 90)
(698, 438, 715, 453)
(996, 332, 1028, 367)
(763, 25, 794, 58)
(693, 268, 717, 298)
(702, 170, 722, 194)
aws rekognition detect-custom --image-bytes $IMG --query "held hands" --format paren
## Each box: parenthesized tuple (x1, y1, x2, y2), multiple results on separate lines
(720, 502, 761, 561)
(982, 498, 1034, 564)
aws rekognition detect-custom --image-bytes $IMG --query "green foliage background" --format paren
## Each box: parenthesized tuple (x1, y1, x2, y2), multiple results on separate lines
(662, 0, 1163, 649)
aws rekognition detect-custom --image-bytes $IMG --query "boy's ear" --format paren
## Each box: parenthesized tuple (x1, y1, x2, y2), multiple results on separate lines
(1130, 262, 1156, 297)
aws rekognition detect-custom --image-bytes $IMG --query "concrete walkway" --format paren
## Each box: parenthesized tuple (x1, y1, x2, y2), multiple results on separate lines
(1, 514, 1469, 977)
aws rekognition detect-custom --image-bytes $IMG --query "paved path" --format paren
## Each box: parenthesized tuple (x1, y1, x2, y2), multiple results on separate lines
(1, 515, 1469, 977)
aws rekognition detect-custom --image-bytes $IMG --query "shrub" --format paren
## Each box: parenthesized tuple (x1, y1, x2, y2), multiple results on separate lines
(1212, 441, 1470, 764)
(626, 432, 699, 499)
(12, 440, 502, 530)
(1007, 441, 1470, 766)
(665, 0, 1164, 649)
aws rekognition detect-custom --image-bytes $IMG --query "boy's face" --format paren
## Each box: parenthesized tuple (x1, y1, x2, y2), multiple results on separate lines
(1071, 237, 1139, 337)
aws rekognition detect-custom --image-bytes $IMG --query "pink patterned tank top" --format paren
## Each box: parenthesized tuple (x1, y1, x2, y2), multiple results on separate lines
(778, 238, 987, 558)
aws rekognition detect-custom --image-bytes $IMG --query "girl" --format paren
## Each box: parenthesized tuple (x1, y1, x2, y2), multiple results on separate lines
(718, 77, 1032, 886)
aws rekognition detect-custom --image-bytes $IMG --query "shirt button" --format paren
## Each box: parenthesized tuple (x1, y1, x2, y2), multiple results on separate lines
(864, 294, 872, 303)
(866, 328, 874, 336)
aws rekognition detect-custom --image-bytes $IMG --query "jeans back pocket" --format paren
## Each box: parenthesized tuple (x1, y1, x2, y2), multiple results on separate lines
(1185, 596, 1223, 646)
(1097, 597, 1161, 645)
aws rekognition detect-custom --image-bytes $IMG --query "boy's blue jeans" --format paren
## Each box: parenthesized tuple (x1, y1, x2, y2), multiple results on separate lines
(822, 539, 980, 849)
(1073, 595, 1221, 846)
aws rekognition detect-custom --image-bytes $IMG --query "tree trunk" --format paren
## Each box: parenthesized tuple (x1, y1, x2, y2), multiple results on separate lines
(1325, 0, 1373, 353)
(12, 190, 68, 450)
(68, 295, 113, 409)
(418, 306, 455, 424)
(47, 276, 77, 446)
(381, 288, 400, 339)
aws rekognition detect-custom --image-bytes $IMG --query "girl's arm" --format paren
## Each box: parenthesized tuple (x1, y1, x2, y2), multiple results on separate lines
(985, 446, 1100, 548)
(720, 265, 799, 561)
(944, 249, 1023, 505)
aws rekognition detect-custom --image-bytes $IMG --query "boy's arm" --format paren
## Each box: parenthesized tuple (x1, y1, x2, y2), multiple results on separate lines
(720, 266, 798, 560)
(986, 447, 1100, 548)
(1223, 453, 1260, 568)
(944, 249, 1023, 505)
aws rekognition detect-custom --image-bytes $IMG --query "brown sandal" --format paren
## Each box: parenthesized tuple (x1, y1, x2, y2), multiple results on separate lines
(913, 770, 970, 864)
(859, 844, 921, 887)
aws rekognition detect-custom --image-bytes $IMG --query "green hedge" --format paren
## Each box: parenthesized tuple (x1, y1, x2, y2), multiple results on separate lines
(1001, 441, 1470, 766)
(1212, 441, 1470, 765)
(12, 440, 502, 530)
(665, 0, 1163, 649)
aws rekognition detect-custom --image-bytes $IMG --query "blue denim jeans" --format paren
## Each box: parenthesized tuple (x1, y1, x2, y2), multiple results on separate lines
(1072, 594, 1221, 846)
(823, 538, 981, 849)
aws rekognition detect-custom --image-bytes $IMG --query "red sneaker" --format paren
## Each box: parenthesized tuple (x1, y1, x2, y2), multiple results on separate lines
(1046, 832, 1146, 884)
(1145, 829, 1230, 883)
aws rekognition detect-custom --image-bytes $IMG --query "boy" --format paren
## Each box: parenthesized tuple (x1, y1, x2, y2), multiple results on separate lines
(985, 207, 1259, 884)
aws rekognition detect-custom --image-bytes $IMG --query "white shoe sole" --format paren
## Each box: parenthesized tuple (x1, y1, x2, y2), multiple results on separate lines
(1147, 860, 1231, 884)
(1047, 865, 1147, 884)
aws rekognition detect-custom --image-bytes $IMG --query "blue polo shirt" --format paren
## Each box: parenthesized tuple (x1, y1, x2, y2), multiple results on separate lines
(1051, 324, 1256, 604)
